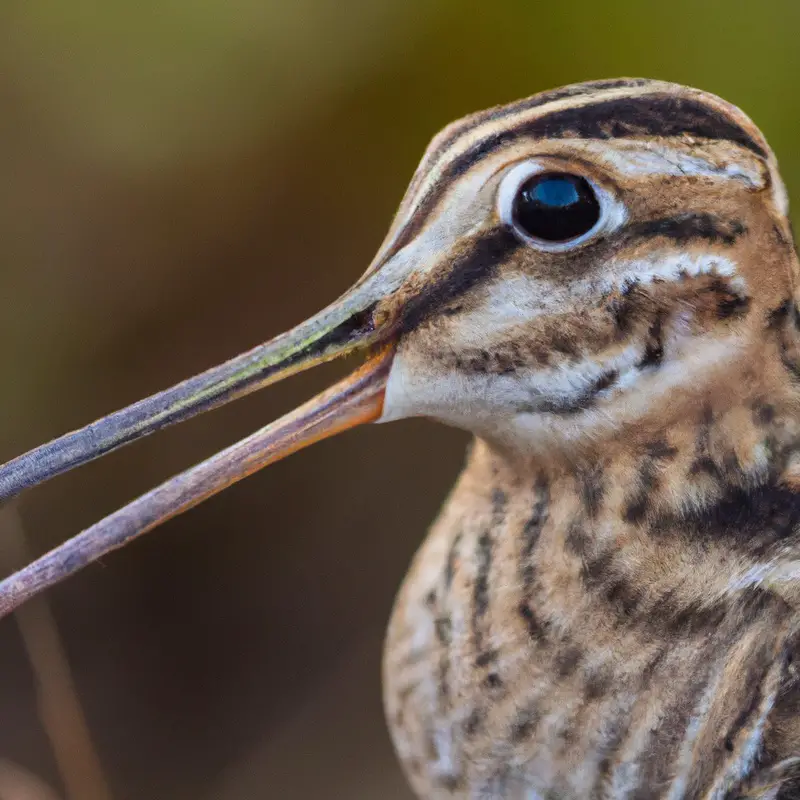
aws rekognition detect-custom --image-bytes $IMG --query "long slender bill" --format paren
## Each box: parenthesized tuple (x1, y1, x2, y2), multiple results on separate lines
(0, 278, 389, 502)
(0, 347, 393, 618)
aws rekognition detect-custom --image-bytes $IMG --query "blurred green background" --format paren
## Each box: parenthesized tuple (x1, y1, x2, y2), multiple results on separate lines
(0, 1, 798, 798)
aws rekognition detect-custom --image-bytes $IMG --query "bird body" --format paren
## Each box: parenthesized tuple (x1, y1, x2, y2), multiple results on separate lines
(385, 435, 800, 799)
(2, 78, 800, 799)
(380, 80, 800, 798)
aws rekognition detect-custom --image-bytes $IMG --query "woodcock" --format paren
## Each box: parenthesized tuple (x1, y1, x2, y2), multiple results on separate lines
(1, 79, 800, 798)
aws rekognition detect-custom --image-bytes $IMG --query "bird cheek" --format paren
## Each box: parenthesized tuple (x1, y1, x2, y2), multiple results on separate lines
(378, 347, 433, 423)
(378, 346, 472, 425)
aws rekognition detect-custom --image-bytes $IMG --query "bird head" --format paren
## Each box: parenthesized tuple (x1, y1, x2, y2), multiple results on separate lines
(373, 79, 797, 459)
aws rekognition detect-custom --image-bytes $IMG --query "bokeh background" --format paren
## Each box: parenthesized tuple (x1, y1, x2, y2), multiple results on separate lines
(1, 1, 799, 798)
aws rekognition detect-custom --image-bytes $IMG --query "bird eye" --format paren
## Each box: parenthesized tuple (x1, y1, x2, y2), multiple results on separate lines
(513, 172, 601, 243)
(497, 161, 623, 252)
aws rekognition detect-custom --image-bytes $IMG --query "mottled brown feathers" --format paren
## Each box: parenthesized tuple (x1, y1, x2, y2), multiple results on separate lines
(382, 79, 800, 798)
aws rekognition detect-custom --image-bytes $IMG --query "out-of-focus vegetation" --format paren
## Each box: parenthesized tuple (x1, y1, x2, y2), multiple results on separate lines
(0, 2, 798, 797)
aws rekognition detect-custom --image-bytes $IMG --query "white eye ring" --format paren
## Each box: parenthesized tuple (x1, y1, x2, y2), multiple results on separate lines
(497, 160, 627, 252)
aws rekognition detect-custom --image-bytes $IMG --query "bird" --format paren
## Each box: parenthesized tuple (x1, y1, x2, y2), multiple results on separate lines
(0, 78, 799, 798)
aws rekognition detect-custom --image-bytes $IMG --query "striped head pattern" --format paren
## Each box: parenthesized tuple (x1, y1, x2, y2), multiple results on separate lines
(367, 78, 797, 461)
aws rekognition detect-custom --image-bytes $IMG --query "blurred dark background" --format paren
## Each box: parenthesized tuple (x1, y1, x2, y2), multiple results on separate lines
(0, 1, 799, 798)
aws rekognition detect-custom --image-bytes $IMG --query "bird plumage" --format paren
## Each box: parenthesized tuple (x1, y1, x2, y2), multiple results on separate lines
(380, 79, 800, 798)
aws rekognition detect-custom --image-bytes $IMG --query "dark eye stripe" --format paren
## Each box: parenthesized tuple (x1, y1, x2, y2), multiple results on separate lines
(398, 229, 520, 333)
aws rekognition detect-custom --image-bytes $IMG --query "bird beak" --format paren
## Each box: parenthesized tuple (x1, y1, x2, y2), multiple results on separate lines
(0, 268, 405, 614)
(1, 277, 398, 502)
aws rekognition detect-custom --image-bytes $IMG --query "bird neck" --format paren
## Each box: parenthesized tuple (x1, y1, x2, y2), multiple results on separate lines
(470, 345, 800, 614)
(384, 398, 800, 795)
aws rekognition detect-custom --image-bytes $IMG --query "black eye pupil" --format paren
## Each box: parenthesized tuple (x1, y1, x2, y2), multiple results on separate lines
(512, 172, 601, 243)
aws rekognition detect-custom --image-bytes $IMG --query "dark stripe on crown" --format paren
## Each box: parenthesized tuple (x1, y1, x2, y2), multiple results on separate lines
(447, 93, 766, 181)
(485, 78, 655, 123)
(426, 79, 656, 168)
(388, 91, 765, 257)
(539, 94, 761, 154)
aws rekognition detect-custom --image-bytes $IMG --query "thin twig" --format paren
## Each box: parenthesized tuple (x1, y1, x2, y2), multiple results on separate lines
(0, 507, 113, 800)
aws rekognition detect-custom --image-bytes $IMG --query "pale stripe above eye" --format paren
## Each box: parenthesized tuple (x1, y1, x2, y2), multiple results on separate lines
(571, 140, 766, 187)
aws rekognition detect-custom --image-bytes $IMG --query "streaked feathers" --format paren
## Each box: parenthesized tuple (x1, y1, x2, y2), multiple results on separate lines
(382, 79, 800, 798)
